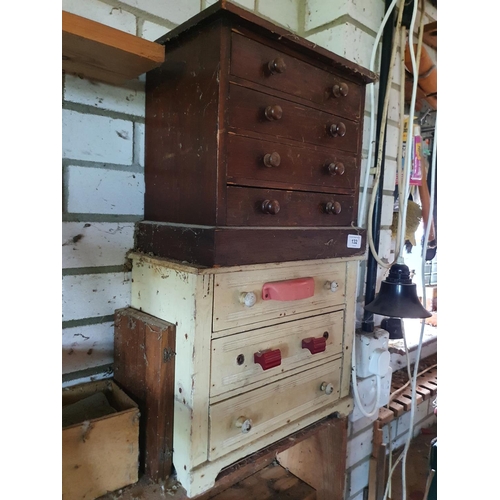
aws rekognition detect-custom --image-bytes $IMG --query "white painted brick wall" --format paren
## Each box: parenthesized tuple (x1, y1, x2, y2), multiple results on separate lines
(62, 272, 131, 322)
(307, 23, 375, 69)
(305, 0, 385, 34)
(62, 110, 134, 164)
(62, 0, 137, 34)
(140, 20, 171, 41)
(348, 459, 370, 498)
(134, 122, 145, 166)
(62, 322, 114, 374)
(62, 222, 135, 268)
(257, 0, 301, 32)
(64, 75, 145, 117)
(347, 427, 373, 468)
(119, 0, 200, 25)
(66, 166, 144, 215)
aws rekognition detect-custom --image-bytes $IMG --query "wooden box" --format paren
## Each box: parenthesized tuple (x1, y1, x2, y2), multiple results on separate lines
(113, 307, 176, 482)
(136, 0, 375, 267)
(62, 380, 140, 500)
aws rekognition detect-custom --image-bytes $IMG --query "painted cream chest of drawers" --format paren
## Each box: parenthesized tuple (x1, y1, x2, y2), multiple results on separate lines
(129, 252, 361, 497)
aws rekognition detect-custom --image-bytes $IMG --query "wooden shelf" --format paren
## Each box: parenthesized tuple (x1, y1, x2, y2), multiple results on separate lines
(62, 11, 165, 85)
(423, 21, 437, 51)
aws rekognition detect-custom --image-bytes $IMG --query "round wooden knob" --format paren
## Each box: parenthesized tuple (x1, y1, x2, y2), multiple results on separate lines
(327, 162, 345, 176)
(332, 82, 349, 97)
(261, 199, 280, 214)
(329, 122, 346, 137)
(320, 382, 334, 395)
(265, 105, 283, 121)
(268, 57, 286, 74)
(325, 201, 342, 214)
(263, 152, 281, 168)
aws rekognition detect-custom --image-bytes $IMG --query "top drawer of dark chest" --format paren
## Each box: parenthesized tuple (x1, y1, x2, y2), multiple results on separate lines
(230, 32, 363, 122)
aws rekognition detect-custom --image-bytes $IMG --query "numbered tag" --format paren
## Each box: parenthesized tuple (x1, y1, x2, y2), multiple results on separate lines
(347, 234, 362, 249)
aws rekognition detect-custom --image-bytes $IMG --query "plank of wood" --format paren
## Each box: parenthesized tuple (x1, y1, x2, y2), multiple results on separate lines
(113, 307, 176, 482)
(275, 417, 347, 500)
(62, 11, 165, 85)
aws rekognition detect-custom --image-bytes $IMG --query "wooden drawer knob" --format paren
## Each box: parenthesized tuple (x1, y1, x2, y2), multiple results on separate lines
(332, 82, 349, 97)
(325, 201, 342, 214)
(302, 337, 327, 354)
(261, 199, 280, 214)
(265, 105, 283, 121)
(320, 382, 334, 395)
(254, 349, 282, 370)
(268, 57, 286, 74)
(263, 152, 281, 168)
(329, 122, 346, 137)
(235, 416, 253, 433)
(327, 162, 345, 176)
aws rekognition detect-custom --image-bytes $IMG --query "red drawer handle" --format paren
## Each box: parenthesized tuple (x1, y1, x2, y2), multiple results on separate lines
(262, 277, 314, 301)
(254, 349, 281, 370)
(302, 337, 327, 354)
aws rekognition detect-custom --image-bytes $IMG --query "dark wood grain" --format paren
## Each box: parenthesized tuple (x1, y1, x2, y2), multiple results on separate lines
(134, 222, 366, 266)
(226, 133, 358, 193)
(228, 84, 359, 153)
(225, 186, 355, 226)
(144, 20, 223, 224)
(113, 308, 176, 482)
(230, 32, 363, 121)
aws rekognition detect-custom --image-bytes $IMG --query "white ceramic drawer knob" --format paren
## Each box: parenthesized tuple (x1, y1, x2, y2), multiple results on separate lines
(320, 382, 334, 395)
(239, 292, 257, 307)
(325, 281, 338, 292)
(235, 416, 253, 433)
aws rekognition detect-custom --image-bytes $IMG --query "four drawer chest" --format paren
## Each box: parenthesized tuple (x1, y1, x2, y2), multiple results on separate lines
(124, 1, 375, 497)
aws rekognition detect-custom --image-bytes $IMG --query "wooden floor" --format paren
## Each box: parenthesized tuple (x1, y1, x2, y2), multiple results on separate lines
(97, 461, 315, 499)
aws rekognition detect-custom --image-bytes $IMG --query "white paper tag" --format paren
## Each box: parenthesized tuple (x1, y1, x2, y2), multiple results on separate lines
(347, 234, 362, 249)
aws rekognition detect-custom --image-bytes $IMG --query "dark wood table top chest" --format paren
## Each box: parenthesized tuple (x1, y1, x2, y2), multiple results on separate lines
(136, 0, 376, 267)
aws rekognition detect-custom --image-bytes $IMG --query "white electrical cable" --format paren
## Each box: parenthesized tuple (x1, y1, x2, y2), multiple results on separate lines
(382, 114, 436, 500)
(358, 0, 401, 226)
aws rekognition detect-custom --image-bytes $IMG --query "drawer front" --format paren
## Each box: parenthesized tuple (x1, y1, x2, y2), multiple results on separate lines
(211, 311, 344, 397)
(208, 357, 342, 460)
(213, 261, 347, 333)
(227, 134, 358, 192)
(230, 33, 363, 121)
(226, 186, 355, 227)
(228, 84, 359, 153)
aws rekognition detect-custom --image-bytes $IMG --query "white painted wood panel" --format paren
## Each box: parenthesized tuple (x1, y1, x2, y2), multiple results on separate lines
(213, 261, 348, 333)
(130, 258, 213, 470)
(209, 357, 342, 460)
(62, 222, 135, 269)
(210, 311, 344, 398)
(62, 272, 131, 322)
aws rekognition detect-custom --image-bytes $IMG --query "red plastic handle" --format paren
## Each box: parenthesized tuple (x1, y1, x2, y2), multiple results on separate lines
(262, 277, 314, 301)
(302, 337, 327, 354)
(254, 349, 281, 370)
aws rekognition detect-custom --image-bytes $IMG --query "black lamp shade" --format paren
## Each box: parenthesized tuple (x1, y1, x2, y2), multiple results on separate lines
(364, 263, 432, 319)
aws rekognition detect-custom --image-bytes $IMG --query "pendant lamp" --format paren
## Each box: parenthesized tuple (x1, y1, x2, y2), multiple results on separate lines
(364, 262, 431, 319)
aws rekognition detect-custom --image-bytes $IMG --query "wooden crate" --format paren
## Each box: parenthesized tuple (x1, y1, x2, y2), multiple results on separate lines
(62, 380, 140, 500)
